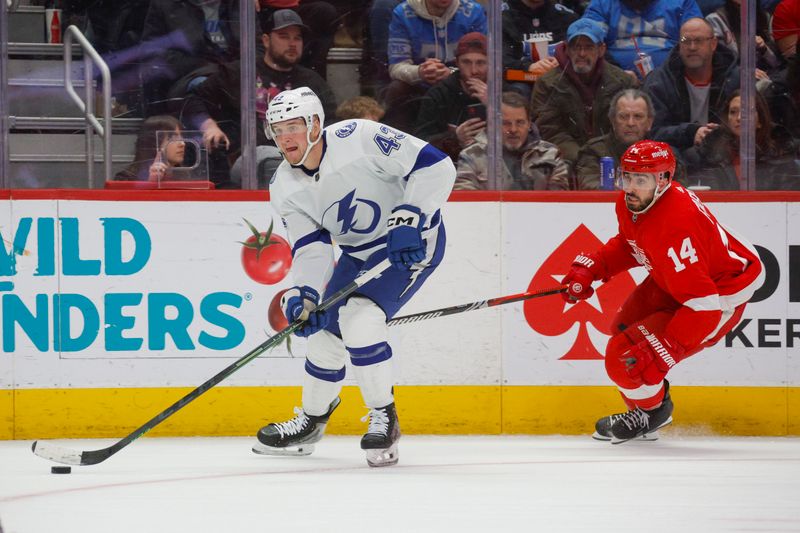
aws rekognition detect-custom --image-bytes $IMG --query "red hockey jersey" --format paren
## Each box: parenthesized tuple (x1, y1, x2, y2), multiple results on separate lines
(596, 183, 764, 349)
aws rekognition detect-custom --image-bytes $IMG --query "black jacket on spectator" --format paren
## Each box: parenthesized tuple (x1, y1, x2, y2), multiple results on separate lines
(502, 0, 578, 72)
(690, 126, 800, 190)
(140, 0, 240, 103)
(182, 60, 337, 151)
(763, 58, 800, 140)
(644, 44, 740, 151)
(414, 71, 482, 161)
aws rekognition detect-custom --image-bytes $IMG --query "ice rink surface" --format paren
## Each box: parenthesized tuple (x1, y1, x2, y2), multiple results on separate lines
(1, 434, 799, 532)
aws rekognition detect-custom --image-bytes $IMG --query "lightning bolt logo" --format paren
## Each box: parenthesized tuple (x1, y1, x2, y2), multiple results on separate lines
(326, 190, 381, 236)
(336, 190, 359, 236)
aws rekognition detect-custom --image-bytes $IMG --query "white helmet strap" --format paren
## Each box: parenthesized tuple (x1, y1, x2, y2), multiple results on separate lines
(628, 173, 671, 215)
(293, 115, 321, 167)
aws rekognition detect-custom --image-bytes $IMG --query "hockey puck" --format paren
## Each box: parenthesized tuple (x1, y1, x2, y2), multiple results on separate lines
(51, 466, 72, 474)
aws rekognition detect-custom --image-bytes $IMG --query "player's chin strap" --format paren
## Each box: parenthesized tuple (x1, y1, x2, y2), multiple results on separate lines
(294, 126, 323, 167)
(628, 176, 672, 215)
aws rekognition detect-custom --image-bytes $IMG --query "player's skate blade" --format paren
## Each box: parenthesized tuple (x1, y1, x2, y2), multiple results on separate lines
(592, 430, 660, 442)
(365, 442, 399, 467)
(252, 442, 316, 456)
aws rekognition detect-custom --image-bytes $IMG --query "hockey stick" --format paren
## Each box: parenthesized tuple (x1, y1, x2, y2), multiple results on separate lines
(32, 258, 392, 467)
(387, 285, 567, 326)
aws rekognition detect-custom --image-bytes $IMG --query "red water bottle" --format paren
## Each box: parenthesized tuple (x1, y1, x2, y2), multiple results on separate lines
(46, 6, 62, 44)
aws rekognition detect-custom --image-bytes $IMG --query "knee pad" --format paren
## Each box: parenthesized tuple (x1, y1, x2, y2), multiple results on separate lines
(307, 330, 349, 377)
(339, 297, 388, 348)
(339, 296, 392, 367)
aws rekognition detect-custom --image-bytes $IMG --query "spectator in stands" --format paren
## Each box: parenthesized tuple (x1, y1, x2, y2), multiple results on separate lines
(502, 0, 579, 95)
(63, 0, 149, 54)
(183, 9, 337, 188)
(383, 0, 487, 131)
(415, 32, 488, 161)
(772, 0, 800, 59)
(583, 0, 702, 80)
(114, 115, 186, 181)
(257, 0, 339, 78)
(644, 18, 739, 162)
(574, 88, 653, 189)
(531, 18, 634, 165)
(689, 90, 800, 189)
(454, 92, 570, 190)
(706, 0, 781, 77)
(139, 0, 242, 115)
(764, 52, 800, 139)
(362, 0, 403, 96)
(336, 96, 386, 121)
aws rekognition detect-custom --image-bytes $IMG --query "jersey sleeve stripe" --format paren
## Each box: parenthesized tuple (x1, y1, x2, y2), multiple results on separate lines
(617, 382, 663, 400)
(716, 224, 748, 269)
(291, 229, 332, 256)
(402, 143, 448, 181)
(683, 294, 722, 312)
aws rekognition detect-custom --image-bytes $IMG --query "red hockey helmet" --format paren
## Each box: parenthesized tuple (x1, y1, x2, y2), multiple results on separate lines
(619, 140, 676, 178)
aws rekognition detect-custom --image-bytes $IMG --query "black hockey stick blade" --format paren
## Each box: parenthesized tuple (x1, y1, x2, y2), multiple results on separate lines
(387, 285, 567, 326)
(31, 258, 392, 466)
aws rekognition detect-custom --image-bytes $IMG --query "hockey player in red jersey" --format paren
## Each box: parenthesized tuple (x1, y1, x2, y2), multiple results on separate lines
(562, 140, 764, 443)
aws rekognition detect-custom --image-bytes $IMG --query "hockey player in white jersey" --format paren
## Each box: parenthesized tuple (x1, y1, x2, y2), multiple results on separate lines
(251, 87, 456, 467)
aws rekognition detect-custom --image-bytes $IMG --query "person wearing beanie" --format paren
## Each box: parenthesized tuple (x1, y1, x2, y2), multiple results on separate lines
(415, 32, 489, 161)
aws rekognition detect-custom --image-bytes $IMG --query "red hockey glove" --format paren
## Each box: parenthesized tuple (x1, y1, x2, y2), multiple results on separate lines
(562, 253, 602, 303)
(622, 332, 685, 386)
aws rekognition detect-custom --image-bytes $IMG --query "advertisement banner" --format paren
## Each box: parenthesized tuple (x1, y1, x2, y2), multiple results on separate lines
(1, 198, 797, 391)
(504, 201, 799, 387)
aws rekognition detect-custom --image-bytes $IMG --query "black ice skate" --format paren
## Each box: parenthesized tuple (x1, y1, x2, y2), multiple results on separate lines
(252, 397, 340, 456)
(593, 381, 673, 443)
(604, 381, 674, 444)
(360, 402, 401, 467)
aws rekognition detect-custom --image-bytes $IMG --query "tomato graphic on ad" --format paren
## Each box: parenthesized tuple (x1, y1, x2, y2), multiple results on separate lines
(268, 289, 289, 331)
(240, 218, 292, 285)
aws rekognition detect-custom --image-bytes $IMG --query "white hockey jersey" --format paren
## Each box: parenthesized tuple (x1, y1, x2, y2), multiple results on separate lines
(269, 119, 456, 293)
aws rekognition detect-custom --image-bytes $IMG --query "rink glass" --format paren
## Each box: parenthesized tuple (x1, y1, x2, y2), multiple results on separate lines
(0, 0, 792, 190)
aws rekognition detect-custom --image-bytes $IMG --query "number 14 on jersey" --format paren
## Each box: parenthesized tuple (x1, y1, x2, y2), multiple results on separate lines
(667, 237, 699, 272)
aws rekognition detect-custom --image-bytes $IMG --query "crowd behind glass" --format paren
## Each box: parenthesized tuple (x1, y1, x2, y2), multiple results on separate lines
(3, 0, 799, 191)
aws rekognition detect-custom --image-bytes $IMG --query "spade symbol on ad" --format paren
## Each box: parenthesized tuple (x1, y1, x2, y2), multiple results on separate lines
(524, 224, 637, 360)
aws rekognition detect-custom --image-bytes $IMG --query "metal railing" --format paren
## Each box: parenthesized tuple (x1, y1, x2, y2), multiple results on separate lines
(63, 24, 111, 188)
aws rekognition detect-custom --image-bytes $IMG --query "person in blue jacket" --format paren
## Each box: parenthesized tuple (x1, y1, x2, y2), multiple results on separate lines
(582, 0, 702, 79)
(382, 0, 486, 131)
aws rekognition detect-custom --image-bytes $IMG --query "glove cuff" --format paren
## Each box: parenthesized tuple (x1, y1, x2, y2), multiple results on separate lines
(388, 204, 423, 230)
(571, 252, 606, 280)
